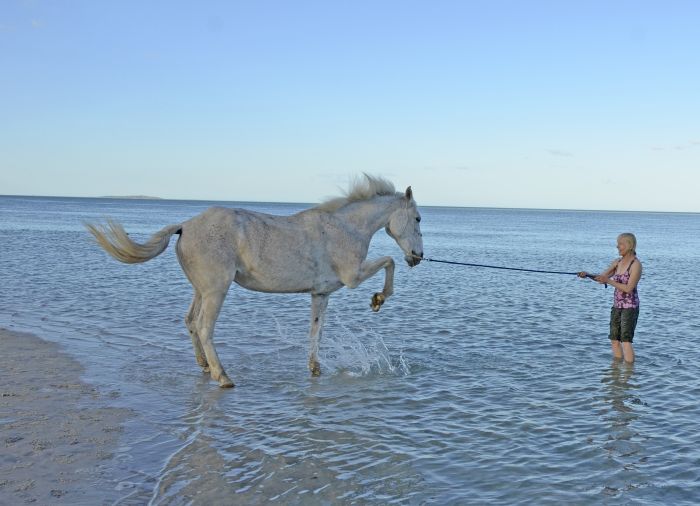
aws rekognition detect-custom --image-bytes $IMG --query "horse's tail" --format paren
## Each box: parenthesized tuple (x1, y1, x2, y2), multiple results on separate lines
(85, 219, 182, 264)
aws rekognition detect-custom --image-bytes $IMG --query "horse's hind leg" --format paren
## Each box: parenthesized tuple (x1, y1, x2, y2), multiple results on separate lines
(185, 291, 209, 371)
(197, 288, 234, 388)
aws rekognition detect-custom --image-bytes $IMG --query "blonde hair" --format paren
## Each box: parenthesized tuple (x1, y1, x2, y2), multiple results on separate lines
(618, 232, 637, 254)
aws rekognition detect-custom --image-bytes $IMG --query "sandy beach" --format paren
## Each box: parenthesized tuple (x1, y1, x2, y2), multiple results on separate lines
(0, 328, 130, 505)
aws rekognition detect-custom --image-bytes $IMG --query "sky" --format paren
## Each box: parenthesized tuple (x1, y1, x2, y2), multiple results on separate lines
(1, 1, 699, 212)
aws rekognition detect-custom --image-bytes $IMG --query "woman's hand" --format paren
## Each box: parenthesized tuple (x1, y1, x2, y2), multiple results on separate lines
(594, 275, 610, 285)
(577, 271, 588, 278)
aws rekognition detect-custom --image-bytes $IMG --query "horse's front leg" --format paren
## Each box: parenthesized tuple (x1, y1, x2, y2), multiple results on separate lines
(343, 256, 395, 312)
(308, 293, 329, 376)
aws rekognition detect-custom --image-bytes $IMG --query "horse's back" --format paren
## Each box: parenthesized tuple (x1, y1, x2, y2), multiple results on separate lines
(178, 206, 288, 260)
(177, 206, 335, 293)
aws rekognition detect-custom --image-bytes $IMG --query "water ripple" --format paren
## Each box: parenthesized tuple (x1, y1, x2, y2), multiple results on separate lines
(2, 198, 700, 504)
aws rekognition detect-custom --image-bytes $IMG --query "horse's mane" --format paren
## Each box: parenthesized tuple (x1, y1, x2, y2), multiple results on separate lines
(316, 174, 396, 212)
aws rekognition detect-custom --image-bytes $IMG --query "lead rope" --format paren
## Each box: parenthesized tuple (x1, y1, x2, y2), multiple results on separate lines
(414, 256, 606, 286)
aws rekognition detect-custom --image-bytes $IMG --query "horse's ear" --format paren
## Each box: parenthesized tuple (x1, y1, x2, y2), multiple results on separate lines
(405, 186, 413, 200)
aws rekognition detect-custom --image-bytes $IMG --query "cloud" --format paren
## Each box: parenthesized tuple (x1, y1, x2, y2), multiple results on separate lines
(547, 149, 573, 157)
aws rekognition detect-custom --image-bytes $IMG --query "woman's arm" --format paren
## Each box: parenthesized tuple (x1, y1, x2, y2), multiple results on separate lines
(592, 260, 619, 285)
(605, 261, 642, 293)
(600, 260, 618, 278)
(578, 260, 618, 280)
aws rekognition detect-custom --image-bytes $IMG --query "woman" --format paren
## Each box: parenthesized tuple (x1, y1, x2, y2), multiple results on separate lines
(579, 233, 642, 363)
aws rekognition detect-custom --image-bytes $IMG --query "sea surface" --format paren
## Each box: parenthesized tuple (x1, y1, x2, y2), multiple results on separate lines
(1, 195, 699, 505)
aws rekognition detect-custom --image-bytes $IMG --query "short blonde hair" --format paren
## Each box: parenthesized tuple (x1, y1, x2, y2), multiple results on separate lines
(618, 233, 637, 254)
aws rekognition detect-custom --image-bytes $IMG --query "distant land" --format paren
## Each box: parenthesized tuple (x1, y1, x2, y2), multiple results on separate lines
(99, 195, 162, 200)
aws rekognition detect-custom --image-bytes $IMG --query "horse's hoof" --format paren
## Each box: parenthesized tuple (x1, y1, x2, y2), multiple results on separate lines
(310, 362, 321, 377)
(370, 293, 385, 312)
(219, 378, 235, 388)
(217, 374, 235, 388)
(202, 366, 210, 373)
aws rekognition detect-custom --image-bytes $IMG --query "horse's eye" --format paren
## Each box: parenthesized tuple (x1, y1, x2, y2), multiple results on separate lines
(416, 217, 421, 223)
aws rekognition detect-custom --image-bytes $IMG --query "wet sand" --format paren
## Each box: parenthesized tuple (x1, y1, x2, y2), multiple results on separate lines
(0, 328, 130, 505)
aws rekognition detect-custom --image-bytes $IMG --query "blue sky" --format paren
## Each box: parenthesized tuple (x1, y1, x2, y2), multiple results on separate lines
(2, 1, 698, 211)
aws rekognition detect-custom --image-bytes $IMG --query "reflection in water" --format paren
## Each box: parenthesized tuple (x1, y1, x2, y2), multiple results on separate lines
(145, 376, 231, 505)
(600, 361, 649, 497)
(604, 361, 637, 426)
(145, 375, 421, 505)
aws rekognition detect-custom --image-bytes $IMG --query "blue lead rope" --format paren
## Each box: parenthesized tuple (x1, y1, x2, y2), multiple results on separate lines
(421, 257, 604, 285)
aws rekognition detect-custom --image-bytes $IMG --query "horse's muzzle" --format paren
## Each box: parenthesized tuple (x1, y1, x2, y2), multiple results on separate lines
(406, 251, 423, 267)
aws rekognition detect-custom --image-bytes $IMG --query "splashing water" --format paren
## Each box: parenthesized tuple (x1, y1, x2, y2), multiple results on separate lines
(319, 320, 410, 377)
(272, 315, 410, 377)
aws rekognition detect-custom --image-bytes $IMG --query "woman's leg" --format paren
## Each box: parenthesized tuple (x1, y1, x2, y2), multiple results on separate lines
(620, 308, 638, 363)
(611, 340, 624, 360)
(609, 308, 623, 359)
(622, 342, 635, 363)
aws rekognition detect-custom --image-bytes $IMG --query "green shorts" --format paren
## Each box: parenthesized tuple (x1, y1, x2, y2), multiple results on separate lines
(609, 307, 640, 343)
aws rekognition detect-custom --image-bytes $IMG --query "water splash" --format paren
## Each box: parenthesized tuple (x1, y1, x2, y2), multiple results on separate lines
(272, 315, 410, 377)
(318, 320, 410, 377)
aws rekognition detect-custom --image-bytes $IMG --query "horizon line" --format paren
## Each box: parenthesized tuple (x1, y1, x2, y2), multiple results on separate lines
(0, 193, 698, 215)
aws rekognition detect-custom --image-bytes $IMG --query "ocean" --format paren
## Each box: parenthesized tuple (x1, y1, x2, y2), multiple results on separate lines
(1, 195, 699, 505)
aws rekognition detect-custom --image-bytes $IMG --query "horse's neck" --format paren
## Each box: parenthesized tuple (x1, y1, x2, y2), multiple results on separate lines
(335, 195, 401, 235)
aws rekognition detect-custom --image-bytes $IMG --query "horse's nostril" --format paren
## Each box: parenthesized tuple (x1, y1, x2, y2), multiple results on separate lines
(412, 250, 423, 258)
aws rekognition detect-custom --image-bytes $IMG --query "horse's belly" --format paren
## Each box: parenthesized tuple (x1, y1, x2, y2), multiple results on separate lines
(234, 272, 310, 293)
(233, 269, 342, 294)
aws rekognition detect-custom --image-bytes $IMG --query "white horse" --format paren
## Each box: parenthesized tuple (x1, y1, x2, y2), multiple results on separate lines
(86, 175, 423, 388)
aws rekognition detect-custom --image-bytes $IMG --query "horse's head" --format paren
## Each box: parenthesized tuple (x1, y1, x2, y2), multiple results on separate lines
(386, 186, 424, 267)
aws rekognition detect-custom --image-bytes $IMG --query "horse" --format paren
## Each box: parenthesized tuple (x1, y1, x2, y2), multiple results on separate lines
(85, 174, 423, 388)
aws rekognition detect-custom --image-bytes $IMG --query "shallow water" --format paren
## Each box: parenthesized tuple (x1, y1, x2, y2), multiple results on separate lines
(1, 195, 699, 505)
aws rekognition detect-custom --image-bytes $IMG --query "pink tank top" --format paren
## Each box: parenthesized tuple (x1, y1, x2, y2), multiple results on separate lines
(612, 258, 640, 309)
